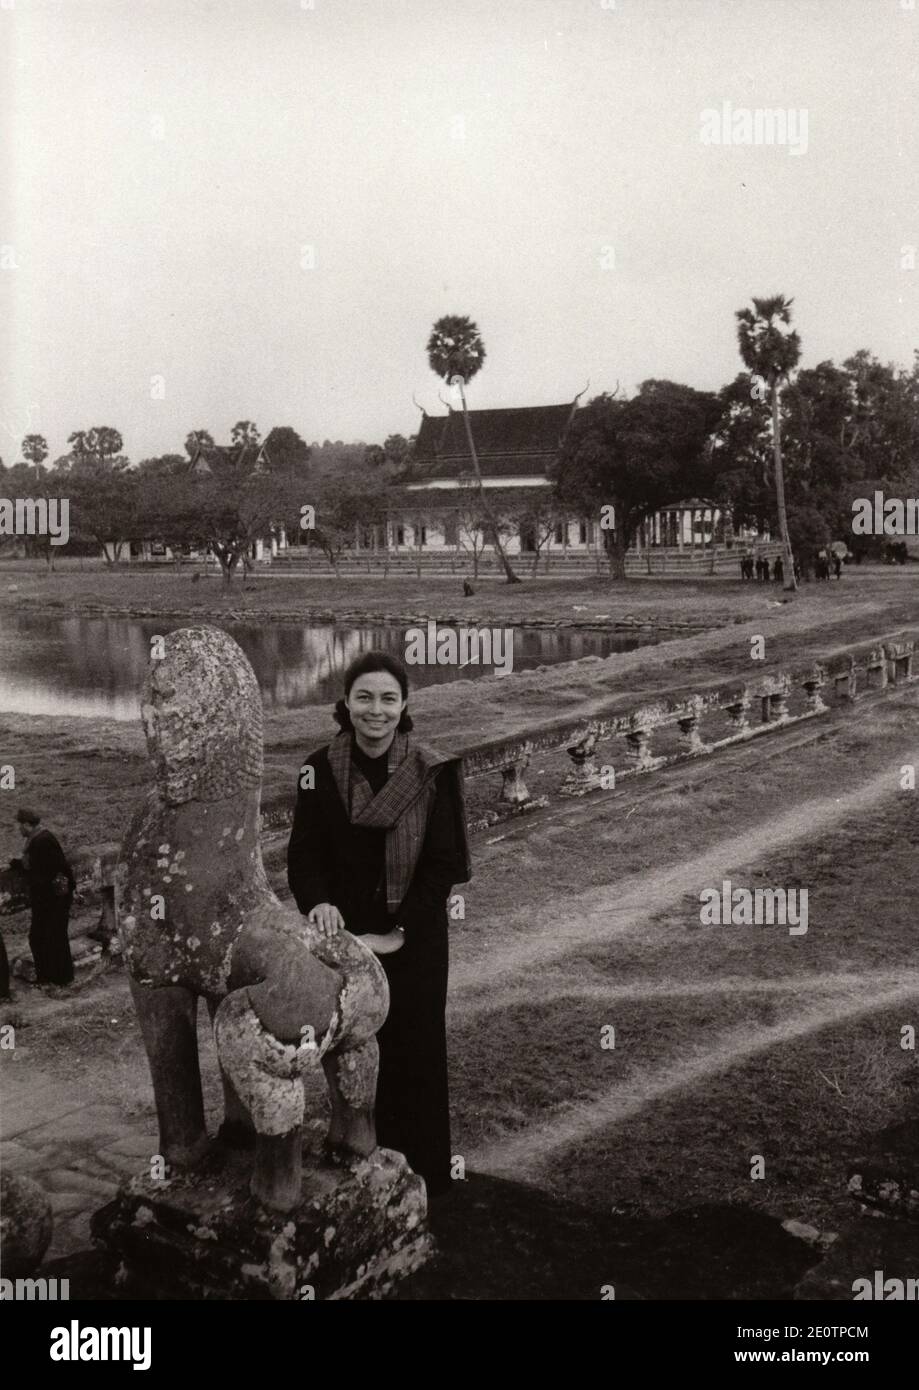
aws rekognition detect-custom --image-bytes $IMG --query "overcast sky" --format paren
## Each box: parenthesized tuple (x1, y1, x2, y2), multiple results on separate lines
(2, 0, 916, 465)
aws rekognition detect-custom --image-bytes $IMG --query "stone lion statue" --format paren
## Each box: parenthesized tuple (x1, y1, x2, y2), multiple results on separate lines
(118, 626, 388, 1213)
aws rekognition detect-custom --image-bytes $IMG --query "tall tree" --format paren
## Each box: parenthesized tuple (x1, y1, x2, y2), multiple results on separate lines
(184, 440, 306, 585)
(735, 295, 801, 591)
(68, 426, 125, 471)
(426, 314, 521, 583)
(709, 373, 775, 536)
(68, 462, 138, 564)
(364, 433, 415, 482)
(135, 456, 200, 568)
(262, 426, 311, 475)
(230, 420, 261, 450)
(21, 433, 49, 478)
(312, 468, 389, 578)
(552, 381, 720, 579)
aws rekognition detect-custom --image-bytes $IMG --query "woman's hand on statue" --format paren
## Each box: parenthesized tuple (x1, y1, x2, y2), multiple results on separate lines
(307, 902, 345, 938)
(363, 929, 405, 956)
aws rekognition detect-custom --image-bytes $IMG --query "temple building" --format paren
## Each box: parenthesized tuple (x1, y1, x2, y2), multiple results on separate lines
(368, 402, 745, 564)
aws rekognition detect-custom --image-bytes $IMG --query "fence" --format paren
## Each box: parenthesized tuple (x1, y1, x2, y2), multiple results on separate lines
(271, 542, 784, 579)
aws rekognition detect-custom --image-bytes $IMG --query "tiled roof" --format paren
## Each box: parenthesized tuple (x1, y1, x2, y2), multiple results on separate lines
(412, 453, 558, 480)
(413, 404, 573, 481)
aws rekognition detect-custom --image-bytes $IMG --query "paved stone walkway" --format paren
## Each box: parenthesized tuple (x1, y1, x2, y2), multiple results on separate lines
(0, 1052, 157, 1260)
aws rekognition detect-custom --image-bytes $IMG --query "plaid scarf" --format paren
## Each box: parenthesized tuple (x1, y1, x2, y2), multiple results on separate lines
(327, 729, 470, 913)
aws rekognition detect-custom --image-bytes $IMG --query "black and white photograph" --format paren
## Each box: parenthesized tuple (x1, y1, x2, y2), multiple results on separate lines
(1, 0, 918, 1355)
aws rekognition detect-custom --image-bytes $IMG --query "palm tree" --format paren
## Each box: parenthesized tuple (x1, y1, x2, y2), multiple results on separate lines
(735, 295, 801, 592)
(426, 315, 521, 583)
(22, 433, 48, 485)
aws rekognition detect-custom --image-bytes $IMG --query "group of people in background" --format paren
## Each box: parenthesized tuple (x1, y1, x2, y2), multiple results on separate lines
(740, 554, 785, 582)
(813, 550, 844, 581)
(740, 551, 843, 583)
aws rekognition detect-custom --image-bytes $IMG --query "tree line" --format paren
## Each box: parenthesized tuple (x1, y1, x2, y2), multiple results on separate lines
(3, 299, 917, 585)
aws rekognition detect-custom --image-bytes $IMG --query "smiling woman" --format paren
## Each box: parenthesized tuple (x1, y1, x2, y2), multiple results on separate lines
(287, 648, 471, 1198)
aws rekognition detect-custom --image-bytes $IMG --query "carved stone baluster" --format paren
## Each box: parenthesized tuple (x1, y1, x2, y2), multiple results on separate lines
(886, 641, 913, 684)
(676, 697, 705, 755)
(722, 686, 750, 739)
(625, 719, 656, 771)
(760, 677, 789, 723)
(834, 660, 857, 702)
(561, 728, 602, 796)
(866, 647, 888, 691)
(725, 689, 752, 735)
(800, 662, 826, 713)
(769, 684, 789, 721)
(500, 742, 533, 805)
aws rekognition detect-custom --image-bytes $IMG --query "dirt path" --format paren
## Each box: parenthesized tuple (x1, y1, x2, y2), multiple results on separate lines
(468, 976, 919, 1179)
(455, 968, 913, 1018)
(450, 751, 918, 991)
(445, 738, 919, 1188)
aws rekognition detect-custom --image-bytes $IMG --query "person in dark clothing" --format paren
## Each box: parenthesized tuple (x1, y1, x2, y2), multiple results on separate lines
(833, 553, 842, 579)
(0, 930, 10, 1000)
(287, 650, 470, 1199)
(773, 557, 784, 583)
(11, 808, 75, 987)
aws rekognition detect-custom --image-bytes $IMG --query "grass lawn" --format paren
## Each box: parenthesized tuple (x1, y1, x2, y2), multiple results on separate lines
(0, 557, 915, 630)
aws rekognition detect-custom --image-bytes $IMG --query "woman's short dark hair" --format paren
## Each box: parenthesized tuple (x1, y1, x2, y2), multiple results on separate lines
(333, 649, 414, 733)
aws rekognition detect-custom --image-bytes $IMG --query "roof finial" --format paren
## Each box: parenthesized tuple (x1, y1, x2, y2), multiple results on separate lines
(564, 379, 591, 435)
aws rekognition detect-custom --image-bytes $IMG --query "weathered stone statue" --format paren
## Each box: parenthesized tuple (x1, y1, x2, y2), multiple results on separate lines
(118, 625, 389, 1214)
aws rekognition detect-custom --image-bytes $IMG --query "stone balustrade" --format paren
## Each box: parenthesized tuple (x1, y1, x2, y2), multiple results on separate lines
(450, 632, 915, 828)
(2, 632, 916, 921)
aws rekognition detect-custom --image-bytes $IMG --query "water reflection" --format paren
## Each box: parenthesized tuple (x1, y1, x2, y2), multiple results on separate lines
(0, 613, 654, 721)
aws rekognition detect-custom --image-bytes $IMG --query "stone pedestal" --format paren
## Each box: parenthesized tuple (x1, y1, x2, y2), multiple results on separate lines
(90, 1135, 432, 1300)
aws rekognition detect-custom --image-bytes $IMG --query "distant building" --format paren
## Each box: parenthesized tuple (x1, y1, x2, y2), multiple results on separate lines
(370, 402, 746, 560)
(99, 410, 767, 570)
